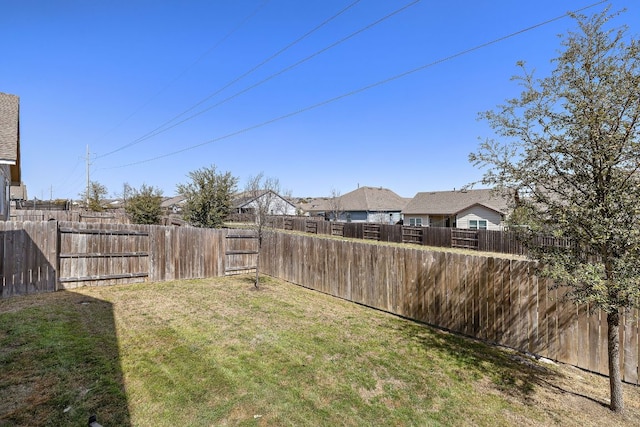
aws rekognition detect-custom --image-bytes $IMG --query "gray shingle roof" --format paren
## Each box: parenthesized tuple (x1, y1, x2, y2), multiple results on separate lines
(402, 189, 509, 215)
(0, 92, 20, 183)
(299, 187, 409, 214)
(339, 186, 408, 211)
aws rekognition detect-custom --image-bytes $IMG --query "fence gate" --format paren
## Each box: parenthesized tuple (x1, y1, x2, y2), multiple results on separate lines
(58, 226, 150, 289)
(402, 226, 423, 244)
(363, 224, 381, 241)
(225, 231, 259, 275)
(451, 229, 479, 250)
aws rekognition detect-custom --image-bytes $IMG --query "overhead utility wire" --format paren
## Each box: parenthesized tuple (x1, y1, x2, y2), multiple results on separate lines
(112, 0, 419, 150)
(96, 0, 362, 159)
(102, 0, 607, 170)
(93, 0, 270, 147)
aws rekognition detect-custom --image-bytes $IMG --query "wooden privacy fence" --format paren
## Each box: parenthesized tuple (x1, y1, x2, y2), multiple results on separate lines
(1, 221, 227, 294)
(260, 232, 640, 385)
(9, 209, 130, 223)
(266, 217, 527, 255)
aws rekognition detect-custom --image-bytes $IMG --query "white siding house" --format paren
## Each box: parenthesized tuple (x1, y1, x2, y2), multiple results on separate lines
(455, 204, 505, 231)
(233, 190, 298, 216)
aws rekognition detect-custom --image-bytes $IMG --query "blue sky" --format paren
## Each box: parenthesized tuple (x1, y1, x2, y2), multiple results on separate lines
(3, 0, 639, 200)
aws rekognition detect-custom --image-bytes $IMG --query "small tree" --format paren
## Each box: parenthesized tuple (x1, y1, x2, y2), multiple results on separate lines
(328, 188, 343, 221)
(80, 181, 108, 212)
(177, 165, 238, 228)
(470, 9, 640, 412)
(125, 184, 164, 224)
(244, 173, 286, 288)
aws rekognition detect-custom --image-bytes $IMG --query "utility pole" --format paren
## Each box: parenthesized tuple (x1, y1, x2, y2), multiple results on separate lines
(86, 145, 90, 207)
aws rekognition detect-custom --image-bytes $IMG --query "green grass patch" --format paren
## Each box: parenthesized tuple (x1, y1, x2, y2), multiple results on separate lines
(1, 275, 639, 426)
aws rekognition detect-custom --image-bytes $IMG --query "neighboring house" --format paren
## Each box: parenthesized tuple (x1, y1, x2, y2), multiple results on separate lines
(402, 188, 510, 230)
(160, 195, 187, 214)
(298, 197, 330, 218)
(0, 92, 21, 221)
(233, 190, 297, 216)
(304, 186, 408, 224)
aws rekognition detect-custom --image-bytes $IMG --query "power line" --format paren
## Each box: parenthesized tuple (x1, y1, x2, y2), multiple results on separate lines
(95, 0, 363, 160)
(100, 0, 608, 170)
(107, 0, 419, 151)
(93, 0, 271, 149)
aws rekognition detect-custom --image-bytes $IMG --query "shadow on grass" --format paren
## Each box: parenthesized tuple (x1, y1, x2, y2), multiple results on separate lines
(394, 319, 609, 408)
(0, 291, 131, 426)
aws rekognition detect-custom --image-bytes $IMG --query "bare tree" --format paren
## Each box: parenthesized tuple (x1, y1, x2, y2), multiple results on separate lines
(328, 188, 343, 221)
(244, 173, 286, 288)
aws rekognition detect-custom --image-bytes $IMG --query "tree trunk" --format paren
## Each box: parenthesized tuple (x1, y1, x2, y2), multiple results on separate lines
(254, 249, 260, 289)
(607, 311, 624, 412)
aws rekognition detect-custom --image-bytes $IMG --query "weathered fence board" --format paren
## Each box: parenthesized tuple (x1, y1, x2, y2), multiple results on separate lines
(0, 221, 57, 296)
(225, 230, 258, 275)
(58, 222, 150, 288)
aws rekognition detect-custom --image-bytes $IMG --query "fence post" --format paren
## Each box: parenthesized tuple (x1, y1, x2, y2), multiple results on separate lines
(51, 220, 61, 292)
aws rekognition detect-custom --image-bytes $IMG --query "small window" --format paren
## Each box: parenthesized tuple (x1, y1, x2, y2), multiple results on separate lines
(469, 220, 487, 230)
(409, 218, 422, 227)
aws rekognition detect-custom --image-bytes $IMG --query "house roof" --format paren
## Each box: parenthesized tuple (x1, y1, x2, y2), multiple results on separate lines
(298, 197, 331, 214)
(232, 190, 297, 209)
(402, 188, 510, 215)
(299, 187, 409, 214)
(338, 186, 409, 212)
(0, 92, 20, 183)
(160, 195, 186, 208)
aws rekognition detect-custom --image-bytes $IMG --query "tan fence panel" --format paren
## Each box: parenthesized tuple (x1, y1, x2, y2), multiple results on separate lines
(0, 221, 57, 296)
(58, 222, 150, 289)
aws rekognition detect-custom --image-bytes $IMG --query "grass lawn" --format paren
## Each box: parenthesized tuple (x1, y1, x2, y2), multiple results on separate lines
(1, 275, 639, 426)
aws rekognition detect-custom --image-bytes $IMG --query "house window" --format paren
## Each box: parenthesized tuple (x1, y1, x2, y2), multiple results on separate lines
(469, 220, 487, 230)
(409, 218, 422, 227)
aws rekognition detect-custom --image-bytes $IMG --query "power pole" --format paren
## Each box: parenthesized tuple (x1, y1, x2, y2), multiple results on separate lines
(86, 145, 90, 207)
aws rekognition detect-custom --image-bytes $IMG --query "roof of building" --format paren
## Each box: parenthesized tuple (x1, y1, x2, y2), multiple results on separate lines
(299, 187, 409, 214)
(160, 195, 187, 208)
(402, 188, 510, 215)
(338, 186, 409, 212)
(232, 190, 297, 209)
(0, 92, 20, 182)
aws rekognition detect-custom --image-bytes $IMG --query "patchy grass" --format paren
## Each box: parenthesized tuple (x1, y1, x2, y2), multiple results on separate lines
(1, 275, 639, 426)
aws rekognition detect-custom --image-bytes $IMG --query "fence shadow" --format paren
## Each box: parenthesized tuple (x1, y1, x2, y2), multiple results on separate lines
(1, 226, 57, 297)
(393, 319, 559, 402)
(0, 291, 131, 426)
